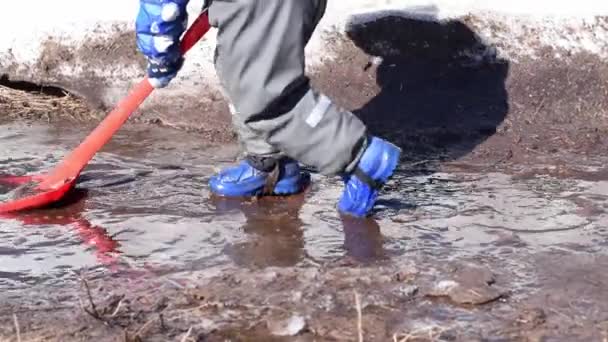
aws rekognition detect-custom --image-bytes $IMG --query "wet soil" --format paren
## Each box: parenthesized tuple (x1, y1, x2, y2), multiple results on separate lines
(1, 15, 608, 342)
(313, 16, 608, 172)
(1, 120, 608, 341)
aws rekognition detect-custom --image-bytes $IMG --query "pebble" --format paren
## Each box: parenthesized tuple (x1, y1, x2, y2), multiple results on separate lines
(267, 314, 307, 336)
(397, 284, 419, 298)
(426, 263, 506, 305)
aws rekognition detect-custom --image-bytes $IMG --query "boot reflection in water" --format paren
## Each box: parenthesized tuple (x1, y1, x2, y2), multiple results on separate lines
(340, 215, 385, 263)
(210, 192, 308, 268)
(210, 190, 387, 266)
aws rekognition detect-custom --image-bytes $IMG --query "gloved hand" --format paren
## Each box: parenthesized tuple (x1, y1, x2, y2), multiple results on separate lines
(135, 0, 190, 88)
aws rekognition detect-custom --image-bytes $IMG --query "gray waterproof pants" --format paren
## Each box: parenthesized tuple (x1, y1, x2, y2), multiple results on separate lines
(208, 0, 368, 175)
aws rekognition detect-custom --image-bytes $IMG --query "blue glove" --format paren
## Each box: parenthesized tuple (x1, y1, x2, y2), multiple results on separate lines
(135, 0, 190, 88)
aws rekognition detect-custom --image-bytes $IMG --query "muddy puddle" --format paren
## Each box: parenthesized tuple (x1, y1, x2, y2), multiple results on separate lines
(0, 122, 239, 288)
(2, 119, 608, 341)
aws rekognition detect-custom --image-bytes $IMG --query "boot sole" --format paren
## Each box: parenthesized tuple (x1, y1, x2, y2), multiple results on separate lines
(210, 171, 311, 197)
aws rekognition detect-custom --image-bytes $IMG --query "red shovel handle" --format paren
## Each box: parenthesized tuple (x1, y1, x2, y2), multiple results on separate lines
(38, 11, 212, 190)
(179, 11, 211, 55)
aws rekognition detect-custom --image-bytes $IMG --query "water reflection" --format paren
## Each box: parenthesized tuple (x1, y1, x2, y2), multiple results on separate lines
(209, 194, 307, 268)
(340, 214, 385, 262)
(0, 179, 120, 266)
(209, 187, 388, 267)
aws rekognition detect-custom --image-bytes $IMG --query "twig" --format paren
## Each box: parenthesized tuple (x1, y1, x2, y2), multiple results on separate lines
(532, 97, 546, 117)
(405, 159, 436, 168)
(13, 313, 21, 342)
(79, 298, 102, 322)
(468, 289, 483, 299)
(80, 277, 103, 320)
(165, 278, 186, 289)
(159, 313, 166, 331)
(354, 291, 363, 342)
(110, 298, 125, 317)
(133, 316, 158, 339)
(180, 326, 193, 342)
(394, 325, 447, 342)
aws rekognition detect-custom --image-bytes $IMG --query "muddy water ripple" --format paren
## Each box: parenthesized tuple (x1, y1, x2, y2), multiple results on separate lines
(1, 122, 608, 295)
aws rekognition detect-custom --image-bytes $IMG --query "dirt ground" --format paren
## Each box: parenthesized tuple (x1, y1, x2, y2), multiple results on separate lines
(1, 15, 608, 342)
(2, 251, 608, 341)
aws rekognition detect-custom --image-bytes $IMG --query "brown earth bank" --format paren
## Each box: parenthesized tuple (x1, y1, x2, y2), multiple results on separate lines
(1, 15, 608, 342)
(2, 15, 608, 170)
(313, 16, 608, 175)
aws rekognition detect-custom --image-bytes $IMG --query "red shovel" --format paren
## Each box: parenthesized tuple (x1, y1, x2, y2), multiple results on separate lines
(0, 11, 211, 214)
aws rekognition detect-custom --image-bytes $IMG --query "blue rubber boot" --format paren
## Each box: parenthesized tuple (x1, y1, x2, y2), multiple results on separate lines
(338, 136, 401, 217)
(209, 157, 310, 197)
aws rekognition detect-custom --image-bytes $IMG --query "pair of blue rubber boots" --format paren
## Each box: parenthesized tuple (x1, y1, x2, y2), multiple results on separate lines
(209, 136, 401, 217)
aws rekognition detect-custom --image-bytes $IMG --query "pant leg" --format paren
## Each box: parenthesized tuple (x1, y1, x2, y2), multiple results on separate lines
(229, 101, 279, 158)
(208, 0, 367, 175)
(219, 0, 328, 159)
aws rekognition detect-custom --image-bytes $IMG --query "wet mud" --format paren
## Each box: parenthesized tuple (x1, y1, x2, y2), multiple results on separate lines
(1, 120, 608, 341)
(1, 14, 608, 342)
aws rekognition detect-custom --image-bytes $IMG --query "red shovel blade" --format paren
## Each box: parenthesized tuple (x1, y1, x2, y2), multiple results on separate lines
(0, 11, 211, 214)
(0, 175, 75, 213)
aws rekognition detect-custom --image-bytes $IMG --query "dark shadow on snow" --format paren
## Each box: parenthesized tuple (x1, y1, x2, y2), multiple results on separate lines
(346, 8, 510, 174)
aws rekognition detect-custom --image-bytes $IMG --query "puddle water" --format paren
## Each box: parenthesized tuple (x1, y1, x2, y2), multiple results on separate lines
(1, 121, 608, 295)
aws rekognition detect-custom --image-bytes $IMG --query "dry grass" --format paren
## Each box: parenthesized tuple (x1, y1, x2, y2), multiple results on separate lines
(180, 327, 193, 342)
(0, 85, 100, 122)
(393, 325, 448, 342)
(13, 313, 21, 342)
(355, 291, 363, 342)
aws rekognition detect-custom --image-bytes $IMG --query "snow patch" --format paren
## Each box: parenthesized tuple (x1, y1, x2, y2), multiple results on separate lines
(1, 0, 608, 106)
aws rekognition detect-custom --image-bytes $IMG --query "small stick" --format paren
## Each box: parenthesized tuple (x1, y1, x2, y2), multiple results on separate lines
(395, 326, 446, 342)
(110, 298, 125, 317)
(79, 298, 102, 322)
(181, 326, 193, 342)
(354, 291, 363, 342)
(134, 316, 158, 339)
(13, 313, 21, 342)
(159, 313, 166, 331)
(80, 277, 102, 319)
